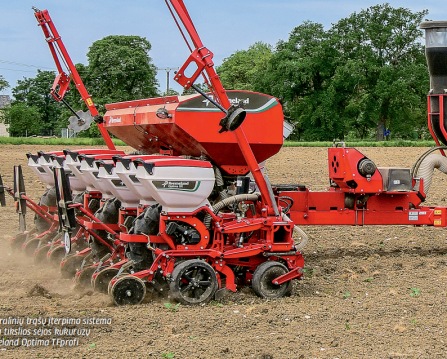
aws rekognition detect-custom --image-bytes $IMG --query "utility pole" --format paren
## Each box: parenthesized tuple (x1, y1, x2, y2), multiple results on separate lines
(157, 67, 179, 95)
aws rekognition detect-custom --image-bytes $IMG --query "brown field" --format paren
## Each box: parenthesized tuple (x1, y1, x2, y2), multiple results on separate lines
(0, 145, 447, 358)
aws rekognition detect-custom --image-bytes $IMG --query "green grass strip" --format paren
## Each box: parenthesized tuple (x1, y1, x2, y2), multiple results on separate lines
(0, 137, 437, 148)
(0, 137, 127, 146)
(283, 140, 437, 147)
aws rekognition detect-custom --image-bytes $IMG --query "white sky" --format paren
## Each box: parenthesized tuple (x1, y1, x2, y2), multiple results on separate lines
(0, 0, 445, 98)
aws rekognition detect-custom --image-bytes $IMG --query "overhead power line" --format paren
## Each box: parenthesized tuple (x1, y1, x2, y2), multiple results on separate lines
(0, 67, 45, 73)
(0, 59, 55, 70)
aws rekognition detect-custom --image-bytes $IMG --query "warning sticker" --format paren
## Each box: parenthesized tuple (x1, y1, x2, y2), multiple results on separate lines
(409, 211, 418, 221)
(409, 211, 427, 221)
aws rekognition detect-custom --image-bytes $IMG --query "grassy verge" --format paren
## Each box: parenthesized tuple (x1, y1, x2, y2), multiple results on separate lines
(283, 140, 437, 147)
(0, 137, 127, 146)
(0, 137, 438, 147)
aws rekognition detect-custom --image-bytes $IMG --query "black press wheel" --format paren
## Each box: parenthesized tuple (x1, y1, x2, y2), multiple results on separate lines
(252, 261, 292, 298)
(94, 267, 120, 294)
(170, 259, 218, 305)
(110, 276, 146, 306)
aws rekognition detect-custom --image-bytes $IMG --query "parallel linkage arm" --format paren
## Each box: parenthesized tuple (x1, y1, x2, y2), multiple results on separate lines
(33, 7, 115, 150)
(166, 0, 279, 216)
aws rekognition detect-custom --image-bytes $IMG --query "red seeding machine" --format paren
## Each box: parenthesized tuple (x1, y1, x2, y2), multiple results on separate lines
(2, 2, 447, 306)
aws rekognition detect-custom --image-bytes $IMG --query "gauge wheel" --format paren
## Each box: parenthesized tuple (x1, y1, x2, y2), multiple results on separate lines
(61, 255, 84, 279)
(94, 267, 120, 294)
(170, 259, 218, 305)
(252, 261, 292, 298)
(76, 266, 97, 288)
(110, 276, 146, 306)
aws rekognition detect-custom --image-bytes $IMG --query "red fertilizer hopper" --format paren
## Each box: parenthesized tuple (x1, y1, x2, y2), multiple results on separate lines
(103, 91, 285, 175)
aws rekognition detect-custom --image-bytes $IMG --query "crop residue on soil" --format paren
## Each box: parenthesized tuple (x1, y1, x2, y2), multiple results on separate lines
(0, 145, 446, 358)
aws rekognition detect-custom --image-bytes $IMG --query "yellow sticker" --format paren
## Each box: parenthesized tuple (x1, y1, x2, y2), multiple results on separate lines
(86, 98, 93, 107)
(435, 220, 442, 226)
(435, 209, 442, 215)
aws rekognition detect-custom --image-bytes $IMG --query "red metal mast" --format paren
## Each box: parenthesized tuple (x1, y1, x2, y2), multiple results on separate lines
(166, 0, 279, 216)
(33, 8, 116, 150)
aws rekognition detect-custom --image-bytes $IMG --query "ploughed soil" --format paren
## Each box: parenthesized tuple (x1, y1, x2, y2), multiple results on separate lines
(1, 145, 447, 359)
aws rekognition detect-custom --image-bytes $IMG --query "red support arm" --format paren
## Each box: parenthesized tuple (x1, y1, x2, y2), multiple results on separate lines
(167, 0, 278, 216)
(33, 8, 115, 150)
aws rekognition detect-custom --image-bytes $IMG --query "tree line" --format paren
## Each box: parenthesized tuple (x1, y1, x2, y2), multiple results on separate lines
(0, 36, 158, 137)
(1, 4, 431, 141)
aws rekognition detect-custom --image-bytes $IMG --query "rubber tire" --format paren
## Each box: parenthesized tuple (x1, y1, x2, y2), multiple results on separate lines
(94, 267, 120, 294)
(110, 276, 146, 306)
(170, 259, 218, 305)
(252, 261, 292, 298)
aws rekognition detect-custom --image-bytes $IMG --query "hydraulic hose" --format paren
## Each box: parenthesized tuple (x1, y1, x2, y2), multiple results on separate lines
(281, 212, 308, 251)
(411, 146, 447, 177)
(414, 154, 447, 195)
(210, 193, 308, 251)
(212, 193, 260, 214)
(214, 167, 229, 200)
(204, 167, 231, 229)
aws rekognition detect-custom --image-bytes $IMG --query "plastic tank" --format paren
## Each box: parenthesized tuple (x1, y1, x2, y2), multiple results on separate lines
(103, 91, 284, 175)
(134, 158, 215, 212)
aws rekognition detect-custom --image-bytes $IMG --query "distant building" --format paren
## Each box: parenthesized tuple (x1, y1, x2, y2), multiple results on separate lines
(0, 95, 10, 137)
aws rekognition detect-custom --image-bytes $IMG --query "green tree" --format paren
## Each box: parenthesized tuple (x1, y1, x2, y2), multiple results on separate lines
(85, 35, 159, 109)
(181, 83, 209, 96)
(0, 75, 9, 92)
(330, 3, 429, 141)
(12, 70, 66, 135)
(254, 22, 340, 140)
(162, 89, 180, 97)
(0, 103, 42, 136)
(217, 42, 272, 91)
(250, 4, 428, 141)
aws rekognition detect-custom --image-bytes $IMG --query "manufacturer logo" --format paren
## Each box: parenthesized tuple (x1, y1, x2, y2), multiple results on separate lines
(153, 180, 200, 192)
(108, 117, 122, 124)
(202, 96, 249, 107)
